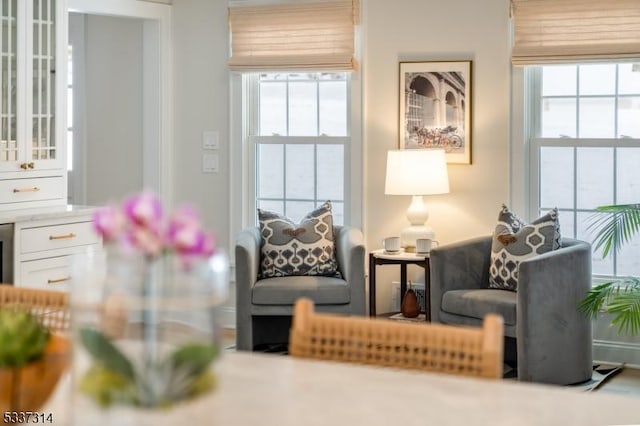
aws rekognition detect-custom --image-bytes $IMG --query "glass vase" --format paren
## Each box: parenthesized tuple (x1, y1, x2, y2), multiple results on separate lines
(69, 246, 229, 425)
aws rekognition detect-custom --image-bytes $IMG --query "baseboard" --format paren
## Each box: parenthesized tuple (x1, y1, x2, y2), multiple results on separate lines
(593, 339, 640, 366)
(219, 306, 236, 330)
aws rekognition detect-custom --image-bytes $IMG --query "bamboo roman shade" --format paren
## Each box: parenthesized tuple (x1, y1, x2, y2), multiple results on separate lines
(228, 0, 359, 71)
(511, 0, 640, 65)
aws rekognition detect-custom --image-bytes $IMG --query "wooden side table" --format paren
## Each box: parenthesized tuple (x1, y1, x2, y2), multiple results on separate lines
(368, 249, 431, 322)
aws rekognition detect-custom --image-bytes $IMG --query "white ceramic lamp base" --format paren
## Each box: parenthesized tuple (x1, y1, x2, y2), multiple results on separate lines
(400, 195, 436, 252)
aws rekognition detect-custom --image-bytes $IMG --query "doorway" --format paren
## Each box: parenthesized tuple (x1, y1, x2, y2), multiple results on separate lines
(68, 13, 145, 205)
(66, 0, 170, 206)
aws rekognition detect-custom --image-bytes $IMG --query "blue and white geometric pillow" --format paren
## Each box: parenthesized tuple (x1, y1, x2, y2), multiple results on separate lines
(258, 201, 340, 279)
(488, 204, 561, 291)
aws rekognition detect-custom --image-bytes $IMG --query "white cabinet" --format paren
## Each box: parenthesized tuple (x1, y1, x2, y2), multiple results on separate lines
(13, 213, 101, 292)
(0, 0, 67, 210)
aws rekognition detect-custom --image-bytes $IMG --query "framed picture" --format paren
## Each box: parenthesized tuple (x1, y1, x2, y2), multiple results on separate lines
(399, 60, 472, 164)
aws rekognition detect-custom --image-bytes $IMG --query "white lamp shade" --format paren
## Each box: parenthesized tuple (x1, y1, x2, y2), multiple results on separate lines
(384, 149, 450, 195)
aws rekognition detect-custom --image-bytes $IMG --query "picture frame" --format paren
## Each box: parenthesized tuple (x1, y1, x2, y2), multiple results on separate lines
(399, 60, 472, 164)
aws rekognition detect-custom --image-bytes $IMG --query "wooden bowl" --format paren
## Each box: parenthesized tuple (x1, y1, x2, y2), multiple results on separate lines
(0, 334, 70, 412)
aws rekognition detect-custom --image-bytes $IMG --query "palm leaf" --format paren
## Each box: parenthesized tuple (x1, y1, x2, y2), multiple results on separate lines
(578, 277, 640, 334)
(607, 290, 640, 335)
(586, 204, 640, 258)
(578, 281, 619, 318)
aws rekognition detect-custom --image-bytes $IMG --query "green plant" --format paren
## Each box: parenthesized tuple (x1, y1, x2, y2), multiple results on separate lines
(78, 328, 218, 408)
(0, 307, 50, 368)
(579, 203, 640, 334)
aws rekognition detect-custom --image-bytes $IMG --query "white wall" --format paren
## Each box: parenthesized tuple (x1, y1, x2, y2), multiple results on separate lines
(171, 0, 230, 250)
(363, 0, 511, 312)
(172, 0, 234, 324)
(84, 15, 144, 204)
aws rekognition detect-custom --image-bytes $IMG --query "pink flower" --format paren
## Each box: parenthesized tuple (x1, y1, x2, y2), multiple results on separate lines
(123, 192, 163, 231)
(166, 206, 215, 257)
(93, 192, 217, 267)
(93, 206, 125, 242)
(126, 225, 164, 258)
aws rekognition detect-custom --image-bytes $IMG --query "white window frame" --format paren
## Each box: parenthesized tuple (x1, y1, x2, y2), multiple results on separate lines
(512, 65, 640, 281)
(229, 71, 363, 259)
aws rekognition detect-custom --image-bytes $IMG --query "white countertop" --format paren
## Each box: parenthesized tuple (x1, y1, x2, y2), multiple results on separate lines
(0, 204, 97, 224)
(42, 351, 640, 426)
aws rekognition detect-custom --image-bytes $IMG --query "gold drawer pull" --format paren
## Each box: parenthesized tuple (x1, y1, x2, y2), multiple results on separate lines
(13, 187, 40, 193)
(47, 276, 70, 284)
(19, 162, 35, 170)
(49, 232, 76, 240)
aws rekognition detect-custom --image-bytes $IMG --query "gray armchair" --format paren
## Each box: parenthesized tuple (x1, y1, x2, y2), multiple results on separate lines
(430, 236, 592, 385)
(235, 225, 366, 351)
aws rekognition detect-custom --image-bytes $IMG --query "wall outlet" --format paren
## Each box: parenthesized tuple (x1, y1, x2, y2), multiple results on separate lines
(202, 153, 219, 173)
(202, 130, 219, 150)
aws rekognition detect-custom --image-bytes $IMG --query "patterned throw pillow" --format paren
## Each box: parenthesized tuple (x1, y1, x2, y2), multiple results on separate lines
(488, 204, 561, 291)
(258, 201, 340, 279)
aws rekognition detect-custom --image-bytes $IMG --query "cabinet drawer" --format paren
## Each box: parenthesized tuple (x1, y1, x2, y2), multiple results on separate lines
(0, 176, 64, 204)
(17, 256, 75, 292)
(21, 221, 100, 254)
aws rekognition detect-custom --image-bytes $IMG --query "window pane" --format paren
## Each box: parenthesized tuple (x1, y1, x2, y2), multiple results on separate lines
(542, 65, 576, 96)
(319, 81, 347, 136)
(576, 147, 613, 209)
(618, 234, 640, 276)
(541, 98, 576, 137)
(258, 144, 284, 198)
(540, 147, 574, 209)
(258, 200, 284, 216)
(285, 145, 314, 199)
(618, 63, 640, 95)
(577, 212, 613, 275)
(317, 145, 344, 201)
(618, 97, 640, 138)
(617, 147, 640, 204)
(286, 201, 315, 223)
(579, 64, 616, 95)
(259, 82, 286, 136)
(331, 201, 344, 226)
(557, 209, 575, 239)
(289, 82, 317, 136)
(579, 97, 615, 138)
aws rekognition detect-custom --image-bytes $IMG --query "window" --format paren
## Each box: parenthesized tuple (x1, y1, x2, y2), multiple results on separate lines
(529, 63, 640, 278)
(247, 72, 350, 225)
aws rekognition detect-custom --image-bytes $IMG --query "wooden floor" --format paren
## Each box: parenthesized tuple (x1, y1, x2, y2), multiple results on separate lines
(598, 366, 640, 396)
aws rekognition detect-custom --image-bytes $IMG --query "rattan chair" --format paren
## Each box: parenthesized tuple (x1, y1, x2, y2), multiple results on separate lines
(290, 298, 504, 379)
(0, 285, 69, 333)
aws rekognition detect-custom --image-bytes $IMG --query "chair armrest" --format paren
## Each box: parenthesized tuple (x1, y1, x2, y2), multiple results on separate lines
(335, 226, 366, 315)
(235, 227, 261, 350)
(516, 239, 593, 382)
(430, 236, 493, 322)
(517, 239, 592, 328)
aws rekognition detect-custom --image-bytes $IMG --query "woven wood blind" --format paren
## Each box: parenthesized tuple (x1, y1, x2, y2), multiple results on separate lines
(511, 0, 640, 65)
(228, 0, 359, 71)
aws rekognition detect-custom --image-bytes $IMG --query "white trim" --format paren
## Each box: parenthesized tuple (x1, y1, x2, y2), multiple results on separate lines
(67, 0, 173, 207)
(593, 338, 640, 366)
(68, 13, 87, 204)
(229, 74, 242, 264)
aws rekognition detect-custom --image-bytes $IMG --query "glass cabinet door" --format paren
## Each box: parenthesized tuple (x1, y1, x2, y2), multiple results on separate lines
(31, 0, 57, 166)
(0, 0, 18, 164)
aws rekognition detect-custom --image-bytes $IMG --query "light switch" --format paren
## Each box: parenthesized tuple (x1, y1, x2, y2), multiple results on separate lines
(202, 153, 219, 173)
(202, 131, 219, 150)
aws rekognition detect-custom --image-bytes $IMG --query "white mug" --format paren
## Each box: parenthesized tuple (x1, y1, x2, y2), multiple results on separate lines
(383, 236, 401, 253)
(416, 238, 439, 254)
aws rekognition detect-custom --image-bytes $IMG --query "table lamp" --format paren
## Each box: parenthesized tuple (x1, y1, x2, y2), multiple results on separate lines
(384, 149, 450, 252)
